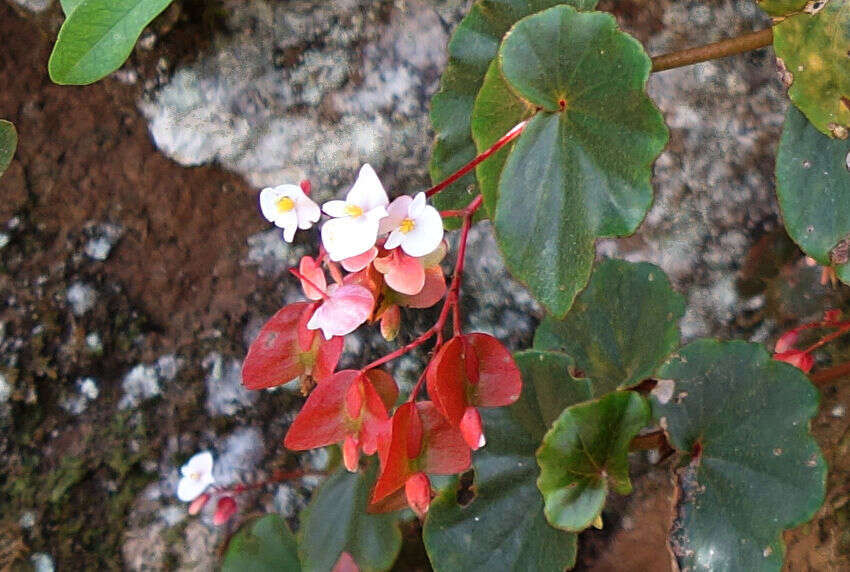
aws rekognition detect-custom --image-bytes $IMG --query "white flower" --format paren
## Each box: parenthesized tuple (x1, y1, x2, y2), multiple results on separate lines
(379, 192, 443, 257)
(321, 164, 389, 261)
(259, 184, 321, 242)
(177, 451, 215, 502)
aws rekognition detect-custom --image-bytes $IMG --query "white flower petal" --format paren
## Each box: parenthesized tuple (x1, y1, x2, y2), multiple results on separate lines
(295, 199, 321, 229)
(409, 192, 427, 219)
(379, 195, 412, 234)
(322, 200, 349, 218)
(400, 206, 444, 257)
(177, 476, 209, 502)
(259, 187, 284, 222)
(283, 224, 297, 242)
(347, 164, 388, 211)
(365, 205, 389, 224)
(185, 451, 214, 476)
(321, 216, 380, 261)
(273, 208, 298, 231)
(384, 229, 404, 250)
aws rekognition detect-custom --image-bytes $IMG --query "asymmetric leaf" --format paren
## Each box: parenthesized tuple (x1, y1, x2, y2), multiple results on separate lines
(299, 463, 402, 572)
(429, 0, 598, 225)
(222, 515, 301, 572)
(537, 390, 649, 531)
(424, 350, 590, 571)
(534, 259, 685, 394)
(776, 106, 850, 283)
(773, 0, 850, 138)
(0, 120, 16, 178)
(49, 0, 174, 85)
(492, 6, 668, 316)
(651, 340, 826, 571)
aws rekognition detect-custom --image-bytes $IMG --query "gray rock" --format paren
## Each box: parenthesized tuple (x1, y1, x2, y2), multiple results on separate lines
(118, 364, 161, 409)
(0, 372, 10, 404)
(245, 229, 299, 277)
(10, 0, 52, 12)
(66, 282, 97, 316)
(60, 377, 100, 415)
(203, 352, 257, 416)
(214, 426, 265, 484)
(29, 553, 54, 572)
(83, 222, 123, 261)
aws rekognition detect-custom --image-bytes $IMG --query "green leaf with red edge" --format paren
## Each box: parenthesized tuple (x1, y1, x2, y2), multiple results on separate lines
(242, 302, 343, 390)
(423, 350, 590, 571)
(222, 514, 301, 571)
(299, 461, 402, 572)
(776, 106, 850, 283)
(426, 333, 522, 426)
(0, 120, 16, 179)
(372, 401, 471, 505)
(489, 5, 668, 317)
(650, 340, 826, 571)
(537, 390, 650, 532)
(534, 258, 685, 395)
(284, 370, 389, 456)
(757, 0, 806, 16)
(773, 0, 850, 138)
(429, 0, 599, 227)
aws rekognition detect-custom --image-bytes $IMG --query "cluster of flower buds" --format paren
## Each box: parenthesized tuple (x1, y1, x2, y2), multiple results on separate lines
(176, 452, 238, 525)
(240, 164, 523, 517)
(772, 309, 847, 373)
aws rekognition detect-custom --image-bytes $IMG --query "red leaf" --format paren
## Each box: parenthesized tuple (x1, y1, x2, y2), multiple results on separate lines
(405, 472, 432, 518)
(459, 406, 485, 450)
(243, 302, 340, 390)
(426, 337, 468, 425)
(417, 401, 470, 475)
(313, 335, 344, 383)
(774, 350, 814, 373)
(364, 369, 399, 410)
(466, 333, 522, 407)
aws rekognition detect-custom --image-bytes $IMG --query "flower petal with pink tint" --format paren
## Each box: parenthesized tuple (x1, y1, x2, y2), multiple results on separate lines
(341, 247, 378, 272)
(374, 250, 425, 296)
(299, 256, 327, 300)
(307, 284, 374, 339)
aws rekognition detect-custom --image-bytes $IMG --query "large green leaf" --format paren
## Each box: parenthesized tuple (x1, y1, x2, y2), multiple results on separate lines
(60, 0, 84, 16)
(757, 0, 806, 16)
(222, 514, 301, 572)
(491, 6, 668, 317)
(536, 390, 650, 532)
(298, 463, 401, 572)
(534, 259, 685, 395)
(651, 340, 826, 571)
(773, 0, 850, 138)
(423, 350, 590, 571)
(0, 120, 16, 178)
(429, 0, 598, 226)
(48, 0, 173, 85)
(776, 106, 850, 283)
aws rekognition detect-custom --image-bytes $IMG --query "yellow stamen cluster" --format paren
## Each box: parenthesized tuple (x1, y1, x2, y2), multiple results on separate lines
(276, 196, 295, 213)
(345, 204, 364, 217)
(399, 218, 415, 234)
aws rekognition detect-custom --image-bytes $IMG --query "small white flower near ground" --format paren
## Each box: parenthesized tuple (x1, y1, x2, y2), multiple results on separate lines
(177, 451, 216, 502)
(259, 183, 321, 242)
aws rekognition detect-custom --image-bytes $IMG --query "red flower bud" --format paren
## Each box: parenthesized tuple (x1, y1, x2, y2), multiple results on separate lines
(332, 552, 359, 572)
(459, 406, 486, 450)
(213, 496, 238, 526)
(343, 435, 360, 473)
(774, 330, 799, 354)
(380, 305, 402, 342)
(404, 472, 432, 518)
(300, 179, 311, 195)
(773, 350, 814, 373)
(187, 492, 210, 516)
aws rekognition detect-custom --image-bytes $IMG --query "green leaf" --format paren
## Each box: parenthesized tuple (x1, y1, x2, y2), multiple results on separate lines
(773, 0, 850, 138)
(776, 106, 850, 283)
(60, 0, 84, 16)
(298, 463, 401, 572)
(429, 0, 598, 226)
(48, 0, 173, 85)
(534, 259, 685, 395)
(0, 120, 16, 178)
(492, 5, 668, 317)
(423, 350, 590, 571)
(222, 514, 301, 572)
(757, 0, 806, 16)
(536, 390, 650, 532)
(651, 340, 827, 571)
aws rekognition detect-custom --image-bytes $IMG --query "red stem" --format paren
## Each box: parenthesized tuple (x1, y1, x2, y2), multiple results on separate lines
(802, 324, 850, 354)
(212, 469, 326, 496)
(425, 120, 528, 198)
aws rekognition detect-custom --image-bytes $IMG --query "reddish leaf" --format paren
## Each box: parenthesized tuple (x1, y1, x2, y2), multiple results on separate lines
(299, 256, 327, 300)
(365, 369, 399, 410)
(459, 406, 485, 450)
(417, 401, 471, 475)
(243, 303, 343, 390)
(774, 350, 814, 373)
(374, 250, 425, 295)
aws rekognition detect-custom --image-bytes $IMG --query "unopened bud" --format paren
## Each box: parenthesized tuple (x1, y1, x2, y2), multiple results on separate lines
(332, 552, 359, 572)
(188, 492, 210, 516)
(774, 350, 814, 373)
(460, 406, 486, 450)
(213, 496, 238, 526)
(774, 330, 799, 354)
(405, 472, 431, 518)
(824, 309, 842, 323)
(345, 380, 364, 419)
(380, 305, 401, 341)
(300, 179, 311, 195)
(343, 435, 360, 472)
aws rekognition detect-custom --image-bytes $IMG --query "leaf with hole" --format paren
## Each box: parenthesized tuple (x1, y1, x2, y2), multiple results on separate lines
(48, 0, 174, 85)
(423, 350, 590, 571)
(773, 0, 850, 138)
(534, 259, 685, 395)
(537, 390, 649, 531)
(651, 340, 826, 571)
(0, 120, 16, 178)
(428, 0, 598, 226)
(222, 514, 301, 572)
(299, 462, 402, 572)
(776, 106, 850, 283)
(490, 5, 668, 317)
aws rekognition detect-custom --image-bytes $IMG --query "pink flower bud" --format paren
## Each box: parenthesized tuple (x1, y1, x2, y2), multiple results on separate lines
(332, 552, 359, 572)
(773, 350, 814, 373)
(343, 435, 360, 473)
(188, 492, 210, 516)
(774, 329, 799, 354)
(213, 496, 238, 526)
(300, 179, 311, 195)
(459, 406, 486, 450)
(404, 472, 431, 518)
(380, 305, 401, 342)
